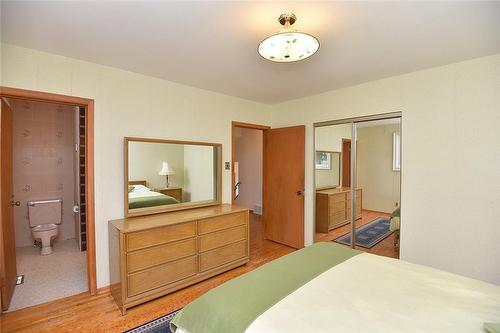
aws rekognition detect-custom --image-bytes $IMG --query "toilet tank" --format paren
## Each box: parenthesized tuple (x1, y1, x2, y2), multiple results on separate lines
(27, 199, 63, 227)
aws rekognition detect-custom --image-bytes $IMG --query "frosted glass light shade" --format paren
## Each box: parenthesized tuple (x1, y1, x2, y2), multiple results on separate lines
(258, 31, 319, 63)
(159, 162, 175, 175)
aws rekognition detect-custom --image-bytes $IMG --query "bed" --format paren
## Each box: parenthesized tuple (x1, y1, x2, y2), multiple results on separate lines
(170, 242, 500, 333)
(128, 181, 179, 209)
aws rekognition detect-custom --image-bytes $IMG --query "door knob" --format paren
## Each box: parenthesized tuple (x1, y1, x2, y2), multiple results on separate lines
(297, 190, 304, 196)
(10, 200, 20, 207)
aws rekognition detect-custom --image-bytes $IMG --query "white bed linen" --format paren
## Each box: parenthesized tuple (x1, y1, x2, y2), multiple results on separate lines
(246, 253, 500, 333)
(128, 185, 164, 199)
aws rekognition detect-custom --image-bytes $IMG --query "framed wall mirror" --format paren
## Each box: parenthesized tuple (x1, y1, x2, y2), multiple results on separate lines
(315, 150, 341, 190)
(124, 137, 222, 217)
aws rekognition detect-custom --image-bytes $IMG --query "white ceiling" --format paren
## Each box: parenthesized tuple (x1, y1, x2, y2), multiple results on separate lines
(2, 1, 500, 104)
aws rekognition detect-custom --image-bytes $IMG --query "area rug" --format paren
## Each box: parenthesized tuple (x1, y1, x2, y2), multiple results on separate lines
(334, 217, 392, 248)
(125, 310, 180, 333)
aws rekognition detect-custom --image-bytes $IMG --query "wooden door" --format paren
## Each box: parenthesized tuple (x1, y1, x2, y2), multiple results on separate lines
(341, 139, 351, 187)
(263, 126, 305, 249)
(0, 98, 16, 311)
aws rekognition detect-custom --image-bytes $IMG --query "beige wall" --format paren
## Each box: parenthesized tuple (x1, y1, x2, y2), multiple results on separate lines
(183, 145, 216, 202)
(3, 42, 499, 285)
(272, 54, 500, 284)
(128, 141, 185, 190)
(357, 123, 401, 214)
(1, 43, 272, 287)
(11, 99, 76, 247)
(234, 127, 263, 213)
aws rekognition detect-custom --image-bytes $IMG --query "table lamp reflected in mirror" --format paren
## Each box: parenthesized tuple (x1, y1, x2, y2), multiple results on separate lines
(159, 162, 175, 188)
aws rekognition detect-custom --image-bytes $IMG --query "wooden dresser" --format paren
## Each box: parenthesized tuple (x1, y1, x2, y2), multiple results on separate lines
(316, 188, 362, 233)
(108, 204, 249, 314)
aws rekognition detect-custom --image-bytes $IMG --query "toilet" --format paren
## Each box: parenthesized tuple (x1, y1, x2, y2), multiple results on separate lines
(27, 199, 62, 255)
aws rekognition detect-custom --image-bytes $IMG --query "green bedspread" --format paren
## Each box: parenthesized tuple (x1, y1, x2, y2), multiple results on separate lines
(170, 242, 360, 333)
(485, 323, 500, 333)
(128, 194, 179, 209)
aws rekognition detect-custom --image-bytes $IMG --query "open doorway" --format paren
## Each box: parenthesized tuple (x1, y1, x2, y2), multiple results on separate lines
(314, 114, 401, 259)
(231, 122, 268, 256)
(233, 126, 264, 214)
(232, 121, 306, 250)
(0, 88, 96, 313)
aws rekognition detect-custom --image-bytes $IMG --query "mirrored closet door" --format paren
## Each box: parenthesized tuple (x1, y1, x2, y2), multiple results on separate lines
(314, 114, 401, 259)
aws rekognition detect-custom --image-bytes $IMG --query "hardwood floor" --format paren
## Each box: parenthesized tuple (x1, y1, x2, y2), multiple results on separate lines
(0, 214, 295, 333)
(315, 209, 400, 259)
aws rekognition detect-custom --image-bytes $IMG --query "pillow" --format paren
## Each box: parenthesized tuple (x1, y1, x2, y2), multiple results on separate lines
(132, 184, 150, 193)
(128, 186, 134, 193)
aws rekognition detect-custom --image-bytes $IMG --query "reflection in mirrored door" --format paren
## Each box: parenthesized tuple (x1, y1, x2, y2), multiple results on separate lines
(314, 114, 401, 259)
(314, 123, 353, 238)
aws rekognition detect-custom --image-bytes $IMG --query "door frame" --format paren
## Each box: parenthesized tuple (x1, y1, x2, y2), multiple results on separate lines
(341, 138, 351, 188)
(313, 112, 402, 245)
(231, 121, 270, 208)
(0, 86, 97, 296)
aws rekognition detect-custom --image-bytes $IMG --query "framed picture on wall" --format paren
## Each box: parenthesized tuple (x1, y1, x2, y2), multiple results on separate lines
(315, 151, 332, 170)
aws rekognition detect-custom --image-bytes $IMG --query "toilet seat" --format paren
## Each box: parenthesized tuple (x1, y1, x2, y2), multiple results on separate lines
(32, 224, 58, 232)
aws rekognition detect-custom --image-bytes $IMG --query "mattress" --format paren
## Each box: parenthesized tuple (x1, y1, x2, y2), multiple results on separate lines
(170, 242, 500, 333)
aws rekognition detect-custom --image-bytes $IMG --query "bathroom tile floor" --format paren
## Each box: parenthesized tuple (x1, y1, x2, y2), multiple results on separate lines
(7, 239, 88, 312)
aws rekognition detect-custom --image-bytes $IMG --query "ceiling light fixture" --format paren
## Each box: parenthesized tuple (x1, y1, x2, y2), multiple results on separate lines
(258, 13, 319, 63)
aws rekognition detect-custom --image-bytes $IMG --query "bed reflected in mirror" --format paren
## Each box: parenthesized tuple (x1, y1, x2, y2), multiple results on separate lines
(125, 138, 221, 217)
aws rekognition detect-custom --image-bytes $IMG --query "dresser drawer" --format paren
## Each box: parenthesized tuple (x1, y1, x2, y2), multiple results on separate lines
(198, 212, 246, 235)
(199, 240, 247, 272)
(330, 210, 346, 225)
(330, 193, 346, 204)
(199, 225, 247, 253)
(126, 222, 196, 251)
(127, 238, 196, 273)
(127, 256, 197, 297)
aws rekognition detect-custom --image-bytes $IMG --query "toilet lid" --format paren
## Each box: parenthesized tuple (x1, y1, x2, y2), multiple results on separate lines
(32, 224, 58, 232)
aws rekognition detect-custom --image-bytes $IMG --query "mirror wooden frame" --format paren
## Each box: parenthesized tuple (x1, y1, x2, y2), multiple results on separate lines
(124, 137, 222, 217)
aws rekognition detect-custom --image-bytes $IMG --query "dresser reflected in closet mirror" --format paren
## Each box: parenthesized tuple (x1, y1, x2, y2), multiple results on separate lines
(125, 137, 222, 217)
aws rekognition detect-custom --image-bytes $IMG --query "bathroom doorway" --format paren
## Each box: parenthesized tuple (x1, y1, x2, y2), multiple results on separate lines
(0, 87, 96, 312)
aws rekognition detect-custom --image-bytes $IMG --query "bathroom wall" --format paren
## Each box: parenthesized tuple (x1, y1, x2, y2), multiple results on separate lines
(11, 98, 76, 248)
